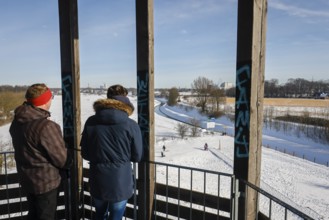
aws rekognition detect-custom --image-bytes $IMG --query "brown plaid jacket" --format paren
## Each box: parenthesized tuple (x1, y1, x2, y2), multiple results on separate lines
(9, 103, 68, 194)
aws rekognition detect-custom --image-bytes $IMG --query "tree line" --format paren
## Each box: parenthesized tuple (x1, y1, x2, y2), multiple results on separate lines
(225, 78, 329, 98)
(0, 85, 28, 92)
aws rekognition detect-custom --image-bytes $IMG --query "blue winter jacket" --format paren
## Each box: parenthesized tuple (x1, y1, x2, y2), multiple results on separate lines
(80, 97, 143, 202)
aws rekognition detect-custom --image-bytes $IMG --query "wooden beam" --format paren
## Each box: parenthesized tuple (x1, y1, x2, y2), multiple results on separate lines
(136, 0, 155, 219)
(58, 0, 81, 219)
(234, 0, 267, 219)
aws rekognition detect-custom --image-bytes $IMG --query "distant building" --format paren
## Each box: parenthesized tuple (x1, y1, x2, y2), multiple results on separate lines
(220, 82, 234, 90)
(314, 92, 328, 99)
(100, 83, 107, 90)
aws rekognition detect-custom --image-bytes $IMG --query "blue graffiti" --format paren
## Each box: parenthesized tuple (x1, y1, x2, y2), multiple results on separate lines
(137, 74, 148, 93)
(235, 127, 249, 158)
(234, 64, 251, 158)
(236, 110, 250, 128)
(236, 65, 250, 109)
(236, 65, 250, 87)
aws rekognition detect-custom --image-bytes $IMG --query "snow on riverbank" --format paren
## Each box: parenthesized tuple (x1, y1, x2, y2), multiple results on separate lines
(1, 94, 328, 218)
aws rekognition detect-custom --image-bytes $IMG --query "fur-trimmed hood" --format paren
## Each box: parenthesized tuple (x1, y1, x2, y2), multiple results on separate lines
(81, 95, 143, 203)
(93, 97, 134, 116)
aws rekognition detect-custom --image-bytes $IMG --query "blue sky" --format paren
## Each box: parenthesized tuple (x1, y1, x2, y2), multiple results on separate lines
(0, 0, 328, 88)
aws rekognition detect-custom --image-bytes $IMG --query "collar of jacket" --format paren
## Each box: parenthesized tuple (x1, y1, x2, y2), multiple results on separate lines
(93, 98, 134, 116)
(13, 102, 51, 123)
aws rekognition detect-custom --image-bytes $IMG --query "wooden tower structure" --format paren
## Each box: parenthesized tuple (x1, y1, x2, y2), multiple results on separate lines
(57, 0, 267, 219)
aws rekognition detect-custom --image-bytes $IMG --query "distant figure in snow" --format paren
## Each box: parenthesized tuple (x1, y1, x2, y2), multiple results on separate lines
(161, 151, 165, 157)
(162, 145, 166, 151)
(204, 143, 208, 151)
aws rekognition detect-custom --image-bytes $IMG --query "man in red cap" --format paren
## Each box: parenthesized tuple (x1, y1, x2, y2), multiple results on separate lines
(9, 83, 71, 220)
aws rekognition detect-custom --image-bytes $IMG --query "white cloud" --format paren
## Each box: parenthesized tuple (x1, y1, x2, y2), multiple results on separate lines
(270, 0, 329, 18)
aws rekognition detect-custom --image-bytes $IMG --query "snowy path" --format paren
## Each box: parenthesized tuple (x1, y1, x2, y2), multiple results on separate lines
(155, 102, 329, 219)
(159, 103, 329, 166)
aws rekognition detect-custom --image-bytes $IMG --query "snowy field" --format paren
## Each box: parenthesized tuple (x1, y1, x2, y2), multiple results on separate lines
(0, 94, 328, 219)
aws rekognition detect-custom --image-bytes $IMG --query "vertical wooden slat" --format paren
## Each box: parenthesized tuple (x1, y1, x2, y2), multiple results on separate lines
(136, 0, 155, 219)
(234, 0, 267, 219)
(58, 0, 81, 219)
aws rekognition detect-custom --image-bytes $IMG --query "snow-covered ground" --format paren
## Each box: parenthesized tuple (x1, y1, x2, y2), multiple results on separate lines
(1, 94, 328, 219)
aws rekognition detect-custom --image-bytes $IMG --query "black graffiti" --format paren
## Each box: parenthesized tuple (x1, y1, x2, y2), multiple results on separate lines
(61, 74, 74, 139)
(137, 74, 149, 149)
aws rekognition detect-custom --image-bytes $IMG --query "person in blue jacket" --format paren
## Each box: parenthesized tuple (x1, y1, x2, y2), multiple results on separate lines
(80, 84, 143, 220)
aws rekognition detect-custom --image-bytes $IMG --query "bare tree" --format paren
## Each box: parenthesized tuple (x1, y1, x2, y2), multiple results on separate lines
(210, 86, 225, 112)
(264, 79, 279, 97)
(190, 118, 200, 137)
(191, 76, 214, 112)
(176, 123, 189, 138)
(168, 87, 179, 106)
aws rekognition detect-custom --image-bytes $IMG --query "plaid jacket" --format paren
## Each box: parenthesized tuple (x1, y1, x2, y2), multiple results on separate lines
(9, 103, 68, 194)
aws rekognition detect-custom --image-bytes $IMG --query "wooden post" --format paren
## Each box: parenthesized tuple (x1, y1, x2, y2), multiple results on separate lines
(58, 0, 82, 219)
(136, 0, 155, 219)
(234, 0, 267, 219)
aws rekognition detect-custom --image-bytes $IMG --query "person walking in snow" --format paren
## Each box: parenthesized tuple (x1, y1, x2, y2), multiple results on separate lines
(10, 83, 71, 220)
(162, 145, 166, 151)
(81, 84, 143, 220)
(204, 143, 208, 151)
